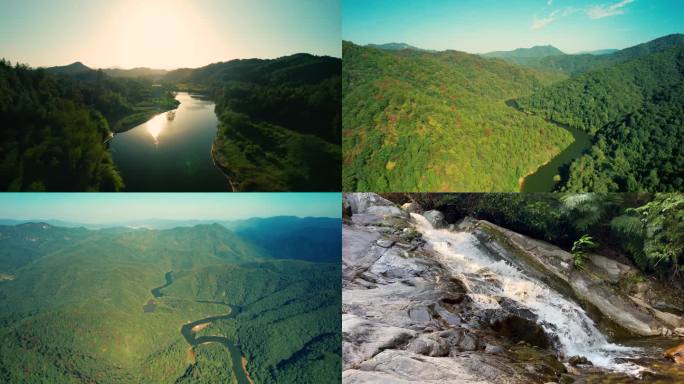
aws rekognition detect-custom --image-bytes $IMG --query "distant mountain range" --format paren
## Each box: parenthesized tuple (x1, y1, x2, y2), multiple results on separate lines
(0, 215, 339, 230)
(482, 45, 565, 59)
(366, 42, 433, 52)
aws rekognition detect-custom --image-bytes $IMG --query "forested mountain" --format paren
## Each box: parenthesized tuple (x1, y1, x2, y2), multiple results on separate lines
(481, 45, 566, 66)
(166, 53, 341, 191)
(517, 46, 684, 191)
(366, 42, 429, 51)
(342, 41, 572, 191)
(576, 49, 618, 56)
(0, 60, 178, 191)
(228, 216, 341, 262)
(0, 219, 340, 383)
(493, 33, 684, 75)
(103, 67, 168, 80)
(45, 61, 94, 76)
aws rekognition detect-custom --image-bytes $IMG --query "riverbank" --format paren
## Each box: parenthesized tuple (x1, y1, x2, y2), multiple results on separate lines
(506, 100, 593, 192)
(151, 271, 252, 384)
(210, 137, 239, 192)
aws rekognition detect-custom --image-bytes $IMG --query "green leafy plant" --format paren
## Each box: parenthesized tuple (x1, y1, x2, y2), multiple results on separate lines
(571, 234, 598, 269)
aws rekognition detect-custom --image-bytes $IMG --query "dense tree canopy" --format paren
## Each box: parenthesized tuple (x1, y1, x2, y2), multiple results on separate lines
(342, 41, 573, 192)
(0, 60, 178, 191)
(517, 47, 684, 192)
(168, 54, 341, 191)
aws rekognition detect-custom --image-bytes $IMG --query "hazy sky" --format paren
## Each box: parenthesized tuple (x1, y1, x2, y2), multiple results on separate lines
(0, 193, 341, 223)
(0, 0, 340, 69)
(343, 0, 684, 53)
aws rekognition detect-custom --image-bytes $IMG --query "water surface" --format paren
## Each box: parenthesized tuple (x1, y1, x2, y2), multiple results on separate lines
(110, 92, 228, 191)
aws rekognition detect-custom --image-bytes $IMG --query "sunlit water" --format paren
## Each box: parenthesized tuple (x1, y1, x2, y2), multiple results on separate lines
(411, 213, 645, 376)
(110, 92, 229, 191)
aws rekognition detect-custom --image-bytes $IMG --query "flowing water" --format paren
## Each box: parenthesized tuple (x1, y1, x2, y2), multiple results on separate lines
(149, 271, 251, 384)
(411, 213, 645, 376)
(110, 92, 229, 191)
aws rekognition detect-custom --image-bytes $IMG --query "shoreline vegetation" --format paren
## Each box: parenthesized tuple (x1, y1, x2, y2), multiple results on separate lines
(1, 53, 341, 192)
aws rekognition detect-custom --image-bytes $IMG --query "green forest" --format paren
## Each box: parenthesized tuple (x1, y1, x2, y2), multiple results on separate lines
(0, 53, 340, 192)
(167, 54, 341, 191)
(0, 218, 340, 383)
(343, 34, 684, 192)
(0, 60, 177, 191)
(517, 46, 684, 192)
(342, 41, 572, 192)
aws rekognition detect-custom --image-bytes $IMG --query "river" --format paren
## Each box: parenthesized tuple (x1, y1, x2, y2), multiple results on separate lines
(110, 92, 229, 191)
(505, 100, 593, 192)
(150, 272, 252, 384)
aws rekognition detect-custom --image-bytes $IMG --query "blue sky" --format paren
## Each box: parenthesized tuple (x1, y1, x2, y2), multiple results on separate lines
(0, 193, 341, 223)
(343, 0, 683, 53)
(0, 0, 340, 69)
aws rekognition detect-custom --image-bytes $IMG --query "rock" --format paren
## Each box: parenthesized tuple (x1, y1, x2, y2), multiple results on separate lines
(456, 332, 479, 351)
(423, 210, 447, 229)
(568, 355, 592, 366)
(343, 198, 352, 218)
(375, 239, 394, 248)
(406, 333, 449, 357)
(344, 192, 408, 219)
(664, 343, 684, 365)
(401, 202, 423, 214)
(675, 327, 684, 336)
(484, 344, 505, 355)
(345, 349, 525, 384)
(475, 220, 681, 337)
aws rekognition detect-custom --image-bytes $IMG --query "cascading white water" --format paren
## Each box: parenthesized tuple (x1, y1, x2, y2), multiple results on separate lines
(411, 213, 644, 375)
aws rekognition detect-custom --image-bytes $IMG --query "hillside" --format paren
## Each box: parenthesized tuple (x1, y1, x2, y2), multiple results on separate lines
(342, 41, 572, 191)
(0, 60, 178, 191)
(166, 53, 341, 191)
(517, 46, 684, 191)
(499, 34, 684, 75)
(366, 42, 429, 51)
(481, 45, 566, 66)
(0, 220, 340, 383)
(103, 67, 168, 80)
(45, 61, 94, 76)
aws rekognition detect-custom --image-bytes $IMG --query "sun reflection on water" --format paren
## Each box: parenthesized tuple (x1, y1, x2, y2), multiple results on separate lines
(146, 113, 167, 144)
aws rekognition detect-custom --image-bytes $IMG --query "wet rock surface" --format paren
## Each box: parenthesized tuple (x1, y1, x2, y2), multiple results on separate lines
(343, 194, 684, 383)
(472, 220, 684, 337)
(342, 193, 562, 383)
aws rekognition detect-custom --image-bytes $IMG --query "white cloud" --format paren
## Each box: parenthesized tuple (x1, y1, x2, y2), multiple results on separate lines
(532, 9, 560, 29)
(587, 0, 635, 19)
(532, 8, 579, 29)
(547, 0, 553, 5)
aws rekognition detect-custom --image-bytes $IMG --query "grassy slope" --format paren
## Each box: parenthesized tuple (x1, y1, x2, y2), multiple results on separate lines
(342, 41, 573, 192)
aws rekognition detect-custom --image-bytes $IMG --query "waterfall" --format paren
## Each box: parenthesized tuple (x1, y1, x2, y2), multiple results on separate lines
(411, 213, 644, 375)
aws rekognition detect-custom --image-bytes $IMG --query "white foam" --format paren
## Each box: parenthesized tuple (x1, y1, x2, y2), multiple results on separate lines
(412, 213, 645, 376)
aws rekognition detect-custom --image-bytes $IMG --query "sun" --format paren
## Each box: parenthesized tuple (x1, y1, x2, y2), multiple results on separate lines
(93, 0, 223, 69)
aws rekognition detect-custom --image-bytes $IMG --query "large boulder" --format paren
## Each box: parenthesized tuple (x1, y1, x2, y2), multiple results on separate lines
(473, 220, 684, 337)
(423, 210, 447, 229)
(344, 193, 407, 219)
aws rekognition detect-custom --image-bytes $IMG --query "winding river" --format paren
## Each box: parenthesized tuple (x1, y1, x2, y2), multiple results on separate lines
(150, 272, 252, 384)
(506, 100, 593, 192)
(110, 92, 229, 191)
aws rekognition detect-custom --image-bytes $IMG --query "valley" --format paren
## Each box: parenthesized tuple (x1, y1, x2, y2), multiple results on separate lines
(0, 53, 341, 192)
(342, 34, 684, 192)
(0, 217, 341, 383)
